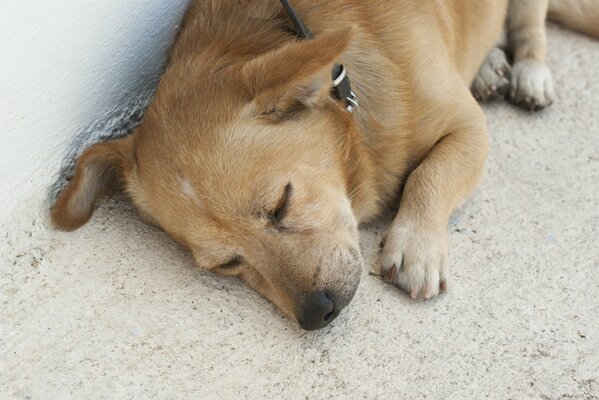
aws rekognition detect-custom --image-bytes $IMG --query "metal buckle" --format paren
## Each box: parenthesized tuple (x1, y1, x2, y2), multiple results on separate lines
(345, 92, 358, 113)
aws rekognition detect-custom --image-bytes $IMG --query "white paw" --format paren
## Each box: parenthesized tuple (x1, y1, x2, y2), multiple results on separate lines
(380, 217, 448, 299)
(510, 60, 555, 110)
(471, 47, 511, 102)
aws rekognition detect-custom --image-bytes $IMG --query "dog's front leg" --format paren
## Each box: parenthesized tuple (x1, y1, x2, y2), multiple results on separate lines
(380, 102, 489, 299)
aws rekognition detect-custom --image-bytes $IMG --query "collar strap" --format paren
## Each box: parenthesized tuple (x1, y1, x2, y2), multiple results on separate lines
(279, 0, 358, 112)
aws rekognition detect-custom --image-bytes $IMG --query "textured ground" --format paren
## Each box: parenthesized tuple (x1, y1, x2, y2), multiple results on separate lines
(1, 26, 598, 399)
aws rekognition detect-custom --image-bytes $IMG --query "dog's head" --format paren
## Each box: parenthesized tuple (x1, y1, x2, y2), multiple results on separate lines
(52, 28, 363, 330)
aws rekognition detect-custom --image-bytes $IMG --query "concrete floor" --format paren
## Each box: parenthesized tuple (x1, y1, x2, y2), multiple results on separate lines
(1, 26, 598, 399)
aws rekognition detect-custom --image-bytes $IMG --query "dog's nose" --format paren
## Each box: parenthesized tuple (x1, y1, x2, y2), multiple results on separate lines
(297, 292, 339, 330)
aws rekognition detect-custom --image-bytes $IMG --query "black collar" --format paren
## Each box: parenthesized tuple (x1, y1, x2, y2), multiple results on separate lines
(280, 0, 358, 112)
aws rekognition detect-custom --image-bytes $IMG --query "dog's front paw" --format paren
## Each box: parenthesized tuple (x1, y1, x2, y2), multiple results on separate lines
(510, 60, 555, 110)
(380, 218, 448, 299)
(471, 47, 511, 102)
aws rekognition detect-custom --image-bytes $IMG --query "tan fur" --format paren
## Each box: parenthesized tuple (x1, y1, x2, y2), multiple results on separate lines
(549, 0, 599, 39)
(51, 0, 595, 328)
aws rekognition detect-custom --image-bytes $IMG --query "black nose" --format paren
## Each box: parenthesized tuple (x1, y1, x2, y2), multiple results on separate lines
(297, 292, 339, 330)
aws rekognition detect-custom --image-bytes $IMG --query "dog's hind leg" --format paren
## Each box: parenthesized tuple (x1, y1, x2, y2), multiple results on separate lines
(507, 0, 555, 110)
(471, 46, 511, 102)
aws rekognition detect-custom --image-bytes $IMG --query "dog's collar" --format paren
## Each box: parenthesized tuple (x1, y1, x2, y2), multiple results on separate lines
(280, 0, 358, 113)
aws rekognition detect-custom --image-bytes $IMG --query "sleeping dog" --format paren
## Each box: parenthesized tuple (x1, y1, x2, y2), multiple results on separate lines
(52, 0, 598, 330)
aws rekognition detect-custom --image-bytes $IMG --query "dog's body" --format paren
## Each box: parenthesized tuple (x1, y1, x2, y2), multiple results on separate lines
(52, 0, 599, 330)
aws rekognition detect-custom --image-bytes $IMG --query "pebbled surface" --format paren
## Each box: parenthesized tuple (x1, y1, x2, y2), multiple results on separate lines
(1, 26, 598, 400)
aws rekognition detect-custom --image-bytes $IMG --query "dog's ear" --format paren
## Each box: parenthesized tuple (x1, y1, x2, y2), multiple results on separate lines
(51, 134, 136, 231)
(242, 27, 354, 117)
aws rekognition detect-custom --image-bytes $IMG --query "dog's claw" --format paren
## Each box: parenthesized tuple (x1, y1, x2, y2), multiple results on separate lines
(385, 263, 397, 282)
(440, 279, 447, 292)
(410, 286, 419, 299)
(424, 287, 433, 299)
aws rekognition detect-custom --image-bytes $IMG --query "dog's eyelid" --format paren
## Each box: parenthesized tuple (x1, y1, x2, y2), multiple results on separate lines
(271, 182, 292, 224)
(216, 255, 244, 269)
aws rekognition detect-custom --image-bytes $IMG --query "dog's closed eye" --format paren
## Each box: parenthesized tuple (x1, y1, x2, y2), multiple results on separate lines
(270, 183, 292, 228)
(215, 256, 244, 270)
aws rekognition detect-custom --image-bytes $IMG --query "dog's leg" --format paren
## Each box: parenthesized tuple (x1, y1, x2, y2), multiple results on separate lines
(507, 0, 555, 110)
(380, 95, 489, 299)
(471, 46, 511, 102)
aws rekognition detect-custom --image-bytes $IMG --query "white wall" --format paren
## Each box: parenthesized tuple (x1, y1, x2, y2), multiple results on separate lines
(0, 0, 190, 223)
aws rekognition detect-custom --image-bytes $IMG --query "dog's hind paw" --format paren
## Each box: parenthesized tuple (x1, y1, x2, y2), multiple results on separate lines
(471, 47, 511, 102)
(379, 216, 448, 299)
(509, 60, 555, 110)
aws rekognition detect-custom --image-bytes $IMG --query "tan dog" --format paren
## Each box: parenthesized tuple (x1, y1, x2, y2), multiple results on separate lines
(51, 0, 598, 330)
